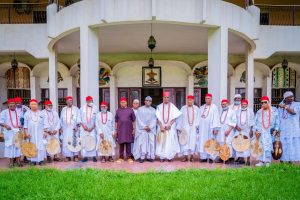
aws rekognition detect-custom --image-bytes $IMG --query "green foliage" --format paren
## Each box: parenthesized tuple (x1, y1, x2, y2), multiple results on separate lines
(0, 164, 299, 200)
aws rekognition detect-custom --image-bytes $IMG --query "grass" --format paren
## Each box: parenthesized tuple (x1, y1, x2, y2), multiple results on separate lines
(0, 164, 300, 200)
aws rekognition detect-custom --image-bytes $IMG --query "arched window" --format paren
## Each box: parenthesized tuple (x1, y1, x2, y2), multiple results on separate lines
(6, 67, 31, 105)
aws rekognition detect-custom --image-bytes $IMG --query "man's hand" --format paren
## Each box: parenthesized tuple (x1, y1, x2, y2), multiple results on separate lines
(43, 132, 48, 138)
(213, 130, 218, 135)
(236, 125, 242, 132)
(25, 133, 30, 139)
(255, 131, 260, 138)
(132, 129, 135, 135)
(160, 125, 165, 132)
(74, 127, 78, 132)
(5, 125, 11, 130)
(273, 130, 279, 137)
(278, 103, 285, 108)
(113, 131, 117, 138)
(100, 133, 104, 139)
(225, 130, 230, 137)
(18, 125, 23, 129)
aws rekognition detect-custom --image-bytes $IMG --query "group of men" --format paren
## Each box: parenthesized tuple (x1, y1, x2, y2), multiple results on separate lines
(1, 90, 299, 167)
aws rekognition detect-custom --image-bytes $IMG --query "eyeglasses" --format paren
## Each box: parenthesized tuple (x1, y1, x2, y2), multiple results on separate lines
(145, 100, 152, 102)
(163, 97, 169, 99)
(261, 101, 268, 104)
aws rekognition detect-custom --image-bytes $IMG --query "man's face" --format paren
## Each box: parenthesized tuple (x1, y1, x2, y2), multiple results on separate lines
(87, 100, 93, 106)
(67, 100, 73, 107)
(187, 99, 194, 106)
(16, 102, 22, 107)
(205, 97, 212, 105)
(261, 101, 269, 109)
(285, 95, 294, 104)
(234, 97, 241, 104)
(120, 101, 127, 108)
(101, 106, 107, 112)
(132, 101, 139, 109)
(241, 103, 248, 109)
(145, 100, 152, 107)
(30, 103, 38, 111)
(163, 96, 169, 104)
(221, 102, 228, 109)
(8, 103, 16, 110)
(45, 105, 53, 110)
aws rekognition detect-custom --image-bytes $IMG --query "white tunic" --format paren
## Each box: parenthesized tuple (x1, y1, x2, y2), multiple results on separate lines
(43, 109, 61, 155)
(0, 109, 22, 158)
(235, 108, 255, 157)
(177, 105, 200, 156)
(60, 106, 81, 157)
(155, 102, 181, 160)
(218, 108, 237, 158)
(95, 111, 116, 156)
(198, 104, 221, 159)
(80, 104, 98, 157)
(133, 106, 157, 160)
(229, 104, 241, 112)
(24, 110, 46, 162)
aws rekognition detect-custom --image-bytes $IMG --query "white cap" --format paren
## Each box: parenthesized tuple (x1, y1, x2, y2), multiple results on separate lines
(133, 99, 140, 103)
(234, 94, 242, 99)
(283, 91, 294, 99)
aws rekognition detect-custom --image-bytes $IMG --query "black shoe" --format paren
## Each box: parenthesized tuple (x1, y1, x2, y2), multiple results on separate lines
(208, 159, 214, 164)
(167, 159, 173, 162)
(30, 162, 37, 166)
(23, 157, 29, 164)
(93, 157, 97, 162)
(39, 161, 45, 166)
(139, 159, 145, 163)
(200, 159, 207, 162)
(47, 156, 52, 163)
(81, 157, 88, 163)
(147, 159, 154, 162)
(160, 159, 165, 162)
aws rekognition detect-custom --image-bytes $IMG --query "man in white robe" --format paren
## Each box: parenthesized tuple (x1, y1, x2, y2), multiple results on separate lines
(198, 93, 221, 162)
(0, 98, 22, 167)
(133, 96, 157, 163)
(155, 91, 181, 162)
(24, 99, 46, 166)
(229, 94, 242, 111)
(217, 99, 237, 163)
(177, 95, 200, 162)
(278, 91, 300, 163)
(42, 100, 60, 163)
(60, 96, 81, 162)
(95, 101, 116, 163)
(80, 96, 98, 162)
(235, 99, 254, 165)
(131, 99, 140, 152)
(253, 96, 279, 167)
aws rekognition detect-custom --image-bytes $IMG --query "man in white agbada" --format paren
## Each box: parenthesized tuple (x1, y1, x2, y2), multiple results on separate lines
(133, 96, 157, 163)
(0, 98, 22, 167)
(131, 99, 140, 152)
(15, 97, 29, 126)
(235, 99, 254, 165)
(60, 96, 81, 162)
(42, 100, 60, 163)
(229, 94, 242, 111)
(198, 93, 221, 162)
(217, 99, 237, 163)
(278, 91, 300, 163)
(95, 101, 115, 163)
(156, 91, 181, 162)
(177, 95, 200, 162)
(80, 96, 98, 162)
(253, 96, 279, 167)
(24, 99, 46, 166)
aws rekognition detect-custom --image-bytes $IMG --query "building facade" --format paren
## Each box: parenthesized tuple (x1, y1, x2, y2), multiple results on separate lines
(0, 0, 300, 114)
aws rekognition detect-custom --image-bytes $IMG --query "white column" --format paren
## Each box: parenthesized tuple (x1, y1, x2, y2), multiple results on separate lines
(109, 75, 116, 114)
(0, 77, 7, 110)
(66, 75, 77, 106)
(266, 76, 272, 100)
(187, 75, 194, 96)
(30, 76, 40, 101)
(245, 47, 254, 109)
(208, 27, 228, 106)
(49, 49, 58, 111)
(229, 75, 235, 102)
(80, 26, 99, 106)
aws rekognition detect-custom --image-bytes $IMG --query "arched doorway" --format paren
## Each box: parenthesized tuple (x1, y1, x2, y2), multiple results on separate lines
(272, 65, 297, 106)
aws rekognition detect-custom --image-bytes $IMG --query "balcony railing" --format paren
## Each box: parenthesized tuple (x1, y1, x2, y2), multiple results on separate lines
(256, 4, 300, 26)
(50, 0, 82, 11)
(0, 2, 48, 24)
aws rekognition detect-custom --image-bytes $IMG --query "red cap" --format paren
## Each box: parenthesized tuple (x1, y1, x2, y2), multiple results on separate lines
(205, 93, 212, 98)
(15, 97, 22, 103)
(241, 99, 248, 105)
(100, 101, 108, 107)
(66, 96, 73, 102)
(30, 99, 38, 104)
(261, 96, 270, 102)
(7, 98, 15, 104)
(44, 100, 53, 106)
(86, 96, 93, 102)
(187, 95, 194, 100)
(120, 97, 127, 102)
(163, 91, 170, 97)
(221, 99, 229, 104)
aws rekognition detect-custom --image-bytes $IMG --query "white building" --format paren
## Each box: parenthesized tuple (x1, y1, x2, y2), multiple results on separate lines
(0, 0, 300, 115)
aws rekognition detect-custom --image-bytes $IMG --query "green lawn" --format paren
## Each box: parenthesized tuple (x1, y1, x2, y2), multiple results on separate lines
(0, 164, 299, 200)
